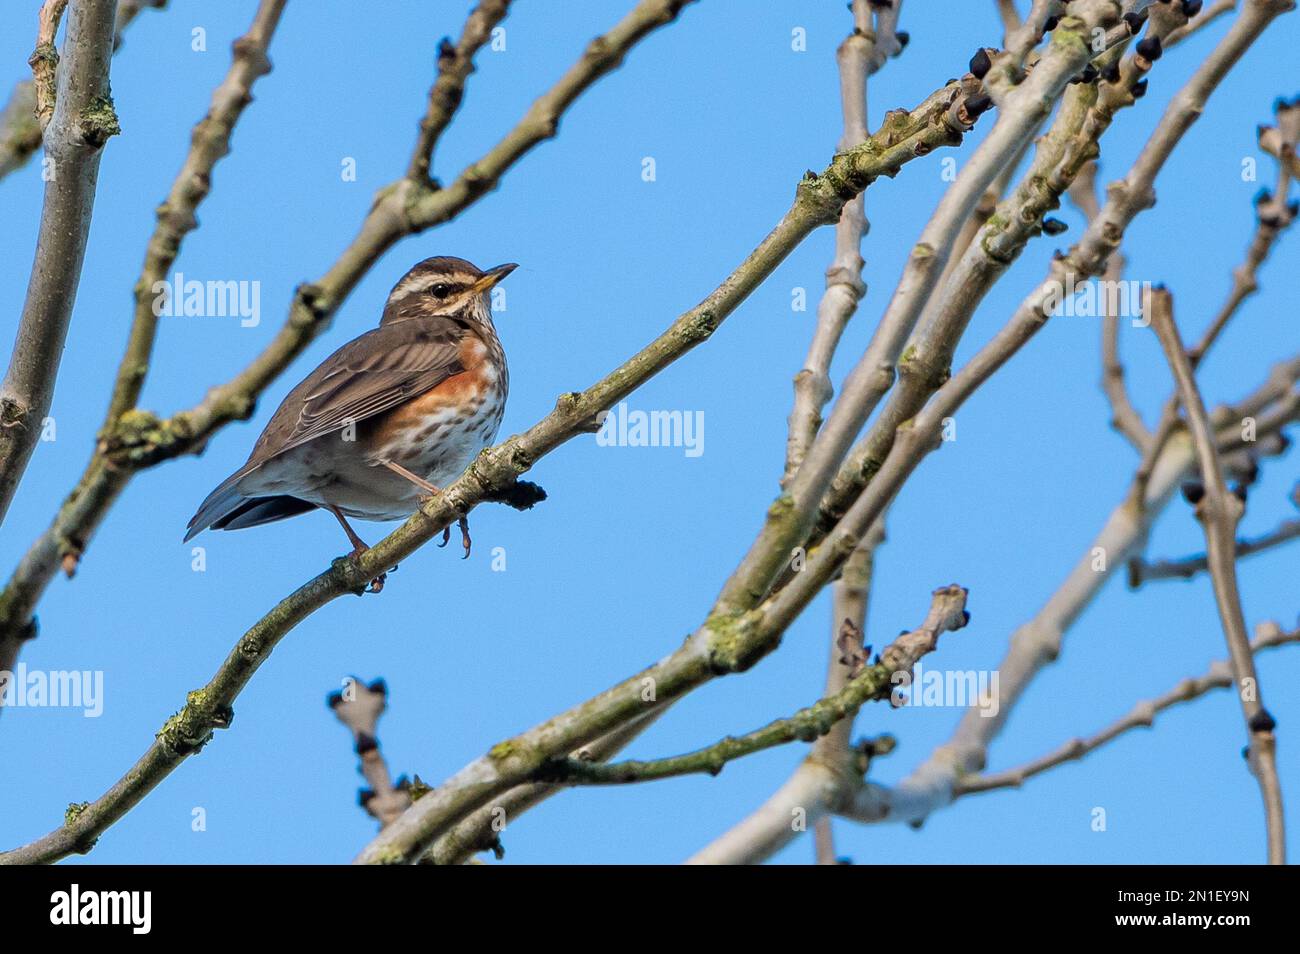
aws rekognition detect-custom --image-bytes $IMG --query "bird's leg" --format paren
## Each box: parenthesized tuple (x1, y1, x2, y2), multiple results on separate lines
(380, 460, 472, 559)
(329, 505, 386, 593)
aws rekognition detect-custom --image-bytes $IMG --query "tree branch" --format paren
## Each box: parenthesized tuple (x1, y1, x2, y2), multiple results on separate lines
(329, 679, 417, 828)
(407, 0, 513, 183)
(1148, 285, 1286, 864)
(541, 585, 968, 787)
(1129, 516, 1300, 584)
(815, 0, 1199, 541)
(956, 621, 1300, 796)
(717, 2, 1128, 630)
(0, 2, 163, 183)
(1131, 98, 1297, 504)
(782, 0, 903, 483)
(0, 0, 119, 523)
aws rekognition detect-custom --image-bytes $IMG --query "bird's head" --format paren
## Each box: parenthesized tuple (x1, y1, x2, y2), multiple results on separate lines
(380, 256, 517, 327)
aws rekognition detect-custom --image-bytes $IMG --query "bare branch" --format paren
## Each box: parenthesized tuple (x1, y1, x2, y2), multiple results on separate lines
(0, 0, 163, 182)
(1148, 286, 1286, 864)
(783, 0, 902, 482)
(1130, 516, 1300, 584)
(0, 0, 119, 522)
(1165, 0, 1238, 43)
(956, 621, 1300, 796)
(329, 679, 414, 828)
(815, 0, 1194, 542)
(106, 0, 287, 427)
(691, 523, 888, 866)
(29, 0, 71, 132)
(1131, 102, 1296, 502)
(721, 3, 1124, 623)
(407, 0, 513, 183)
(1072, 159, 1149, 447)
(541, 586, 968, 787)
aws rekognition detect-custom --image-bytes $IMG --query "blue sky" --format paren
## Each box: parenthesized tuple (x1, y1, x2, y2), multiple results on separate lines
(1, 1, 1297, 865)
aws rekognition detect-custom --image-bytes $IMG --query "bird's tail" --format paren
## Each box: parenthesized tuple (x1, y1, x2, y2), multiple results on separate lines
(184, 468, 316, 541)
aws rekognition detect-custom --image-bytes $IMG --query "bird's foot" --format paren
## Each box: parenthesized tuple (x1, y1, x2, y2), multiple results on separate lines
(349, 545, 388, 594)
(430, 511, 471, 559)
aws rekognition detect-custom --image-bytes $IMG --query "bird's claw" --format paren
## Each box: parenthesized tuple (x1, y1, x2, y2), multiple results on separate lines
(348, 545, 387, 594)
(434, 518, 471, 557)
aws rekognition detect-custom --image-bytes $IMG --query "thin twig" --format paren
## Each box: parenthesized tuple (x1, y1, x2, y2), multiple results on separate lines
(1130, 517, 1300, 584)
(329, 679, 414, 827)
(1131, 104, 1296, 504)
(1073, 159, 1149, 447)
(407, 0, 513, 183)
(29, 0, 70, 132)
(1165, 0, 1238, 43)
(782, 0, 902, 483)
(0, 1, 165, 182)
(540, 587, 968, 787)
(956, 621, 1300, 795)
(1148, 286, 1285, 864)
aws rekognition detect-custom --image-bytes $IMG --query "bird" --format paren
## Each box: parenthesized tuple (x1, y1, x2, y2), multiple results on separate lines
(185, 256, 516, 589)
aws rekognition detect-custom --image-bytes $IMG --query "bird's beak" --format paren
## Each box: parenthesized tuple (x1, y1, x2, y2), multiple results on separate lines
(471, 262, 518, 294)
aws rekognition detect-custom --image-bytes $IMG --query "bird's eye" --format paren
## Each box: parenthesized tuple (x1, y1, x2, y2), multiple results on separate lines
(429, 283, 453, 299)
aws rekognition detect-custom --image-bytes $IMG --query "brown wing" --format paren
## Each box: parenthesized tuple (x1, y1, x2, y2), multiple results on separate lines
(246, 316, 472, 466)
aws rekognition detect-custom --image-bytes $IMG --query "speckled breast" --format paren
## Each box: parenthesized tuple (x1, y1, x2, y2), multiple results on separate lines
(371, 334, 508, 490)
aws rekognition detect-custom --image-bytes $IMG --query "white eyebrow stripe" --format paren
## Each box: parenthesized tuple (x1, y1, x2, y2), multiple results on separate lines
(389, 273, 478, 301)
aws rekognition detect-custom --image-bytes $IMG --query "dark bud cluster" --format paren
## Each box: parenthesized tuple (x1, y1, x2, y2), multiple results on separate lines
(969, 47, 993, 80)
(964, 93, 994, 120)
(1249, 708, 1277, 734)
(1070, 63, 1100, 85)
(1137, 35, 1164, 62)
(1122, 11, 1147, 34)
(1181, 0, 1204, 17)
(1131, 78, 1149, 100)
(1041, 217, 1069, 236)
(1180, 480, 1206, 506)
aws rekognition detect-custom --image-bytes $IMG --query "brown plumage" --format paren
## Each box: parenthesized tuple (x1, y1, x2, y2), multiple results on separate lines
(185, 257, 515, 566)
